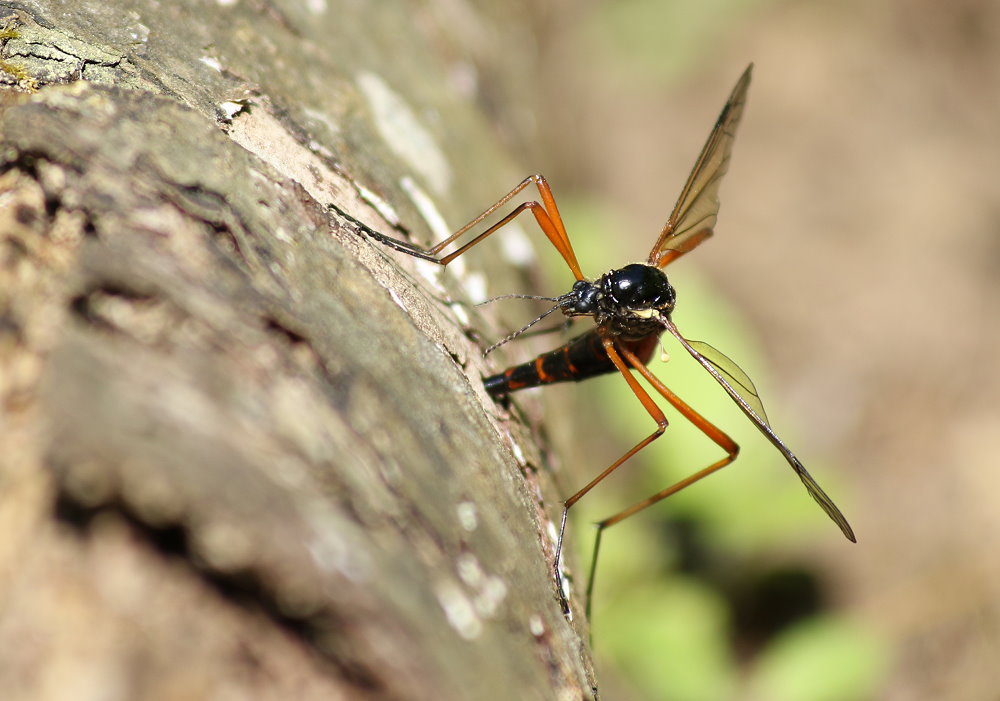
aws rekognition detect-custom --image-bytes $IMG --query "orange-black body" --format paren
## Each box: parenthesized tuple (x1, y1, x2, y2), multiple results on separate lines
(483, 329, 660, 395)
(484, 263, 675, 396)
(342, 64, 855, 618)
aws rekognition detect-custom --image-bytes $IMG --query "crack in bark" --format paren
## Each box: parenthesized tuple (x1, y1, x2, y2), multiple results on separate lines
(1, 8, 130, 88)
(51, 490, 390, 695)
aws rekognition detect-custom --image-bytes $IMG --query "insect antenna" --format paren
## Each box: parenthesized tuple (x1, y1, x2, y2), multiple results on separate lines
(478, 288, 580, 355)
(475, 293, 562, 306)
(483, 301, 566, 355)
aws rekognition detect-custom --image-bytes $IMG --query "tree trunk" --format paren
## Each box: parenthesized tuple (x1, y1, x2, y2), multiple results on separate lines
(0, 1, 596, 699)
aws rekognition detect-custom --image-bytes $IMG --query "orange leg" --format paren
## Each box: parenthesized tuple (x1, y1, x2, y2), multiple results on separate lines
(581, 344, 741, 617)
(552, 336, 669, 612)
(337, 174, 585, 280)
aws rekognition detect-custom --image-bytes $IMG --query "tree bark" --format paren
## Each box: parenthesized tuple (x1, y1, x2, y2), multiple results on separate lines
(0, 2, 596, 699)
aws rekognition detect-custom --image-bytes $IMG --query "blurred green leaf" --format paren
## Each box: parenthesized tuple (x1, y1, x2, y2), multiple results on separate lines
(601, 577, 736, 701)
(748, 617, 889, 701)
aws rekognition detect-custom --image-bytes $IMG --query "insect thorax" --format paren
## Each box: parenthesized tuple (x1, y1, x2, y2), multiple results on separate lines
(562, 263, 675, 340)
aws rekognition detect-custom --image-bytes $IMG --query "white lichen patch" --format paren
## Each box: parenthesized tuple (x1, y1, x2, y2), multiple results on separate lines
(456, 500, 478, 531)
(399, 175, 450, 240)
(306, 530, 371, 583)
(498, 221, 536, 266)
(473, 575, 508, 618)
(218, 100, 246, 121)
(414, 258, 447, 293)
(461, 271, 487, 304)
(388, 288, 408, 312)
(450, 302, 470, 326)
(456, 552, 484, 588)
(271, 226, 293, 244)
(546, 520, 559, 547)
(435, 580, 482, 640)
(199, 55, 223, 72)
(356, 183, 401, 227)
(560, 575, 573, 621)
(455, 554, 508, 619)
(128, 20, 150, 44)
(357, 72, 451, 195)
(509, 435, 526, 466)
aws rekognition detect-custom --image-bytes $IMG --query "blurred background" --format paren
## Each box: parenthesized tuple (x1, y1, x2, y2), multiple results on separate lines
(447, 0, 1000, 699)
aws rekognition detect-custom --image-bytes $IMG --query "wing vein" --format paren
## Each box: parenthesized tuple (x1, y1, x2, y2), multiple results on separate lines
(648, 65, 753, 267)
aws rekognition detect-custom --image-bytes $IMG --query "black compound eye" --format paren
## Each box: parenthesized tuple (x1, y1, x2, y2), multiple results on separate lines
(606, 264, 674, 309)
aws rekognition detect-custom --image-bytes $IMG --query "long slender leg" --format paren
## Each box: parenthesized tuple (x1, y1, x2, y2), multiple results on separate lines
(552, 336, 669, 612)
(584, 345, 740, 617)
(338, 174, 584, 280)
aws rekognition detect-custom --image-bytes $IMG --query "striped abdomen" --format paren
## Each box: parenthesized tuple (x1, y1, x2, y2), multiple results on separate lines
(483, 329, 662, 398)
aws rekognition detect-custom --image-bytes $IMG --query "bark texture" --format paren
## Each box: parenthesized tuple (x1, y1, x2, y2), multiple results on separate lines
(0, 1, 595, 699)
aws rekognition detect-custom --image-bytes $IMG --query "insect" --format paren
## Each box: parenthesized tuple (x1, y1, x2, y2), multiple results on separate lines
(338, 64, 855, 614)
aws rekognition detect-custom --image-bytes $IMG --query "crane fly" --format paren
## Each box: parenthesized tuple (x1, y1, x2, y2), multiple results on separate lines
(337, 64, 855, 615)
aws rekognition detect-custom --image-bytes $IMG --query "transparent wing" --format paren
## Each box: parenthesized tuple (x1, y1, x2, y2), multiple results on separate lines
(648, 65, 753, 268)
(664, 320, 857, 542)
(686, 339, 770, 426)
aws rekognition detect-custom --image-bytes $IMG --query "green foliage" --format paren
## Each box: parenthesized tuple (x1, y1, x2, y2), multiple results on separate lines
(599, 577, 736, 701)
(748, 617, 889, 701)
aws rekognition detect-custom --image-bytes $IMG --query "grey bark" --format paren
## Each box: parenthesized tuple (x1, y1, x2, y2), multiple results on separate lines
(0, 2, 596, 699)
